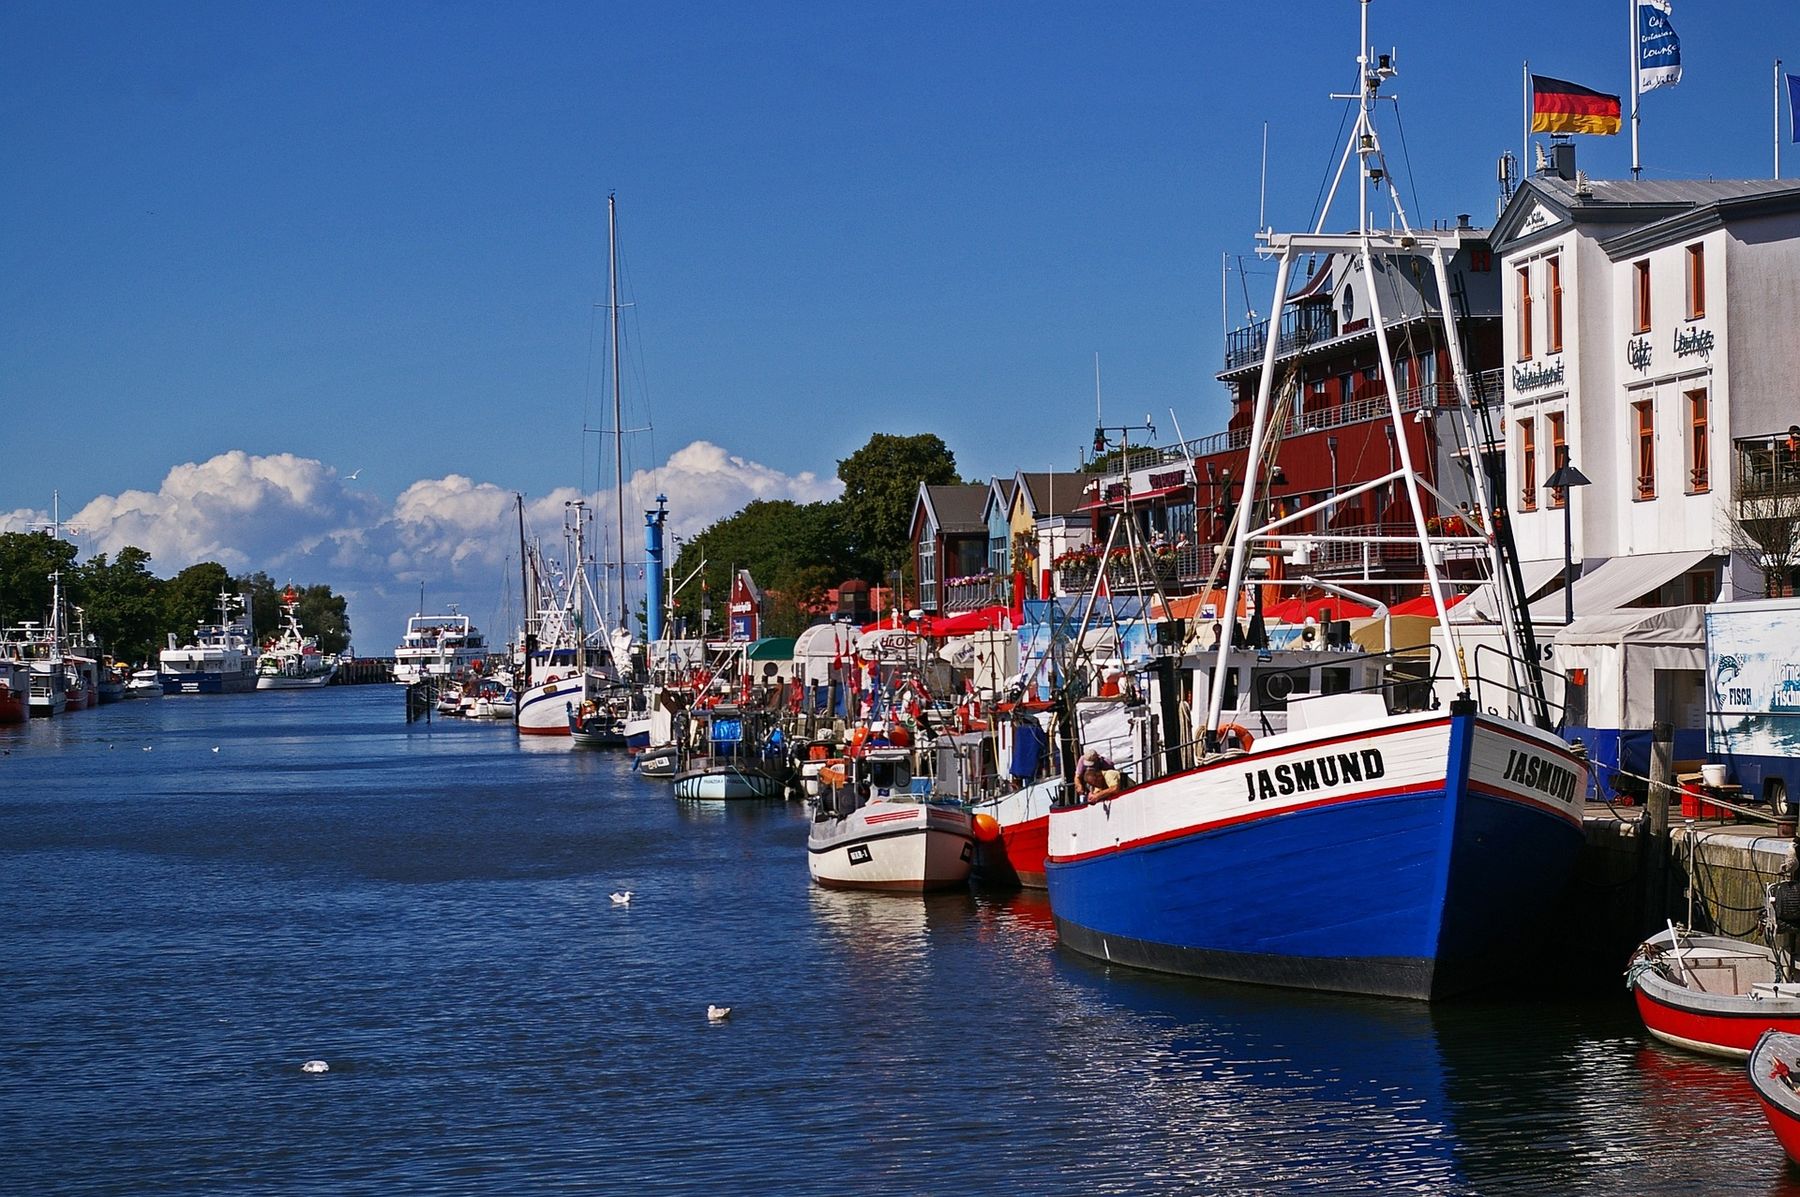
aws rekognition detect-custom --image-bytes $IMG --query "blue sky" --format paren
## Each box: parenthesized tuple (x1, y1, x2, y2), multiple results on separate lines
(2, 1, 1794, 645)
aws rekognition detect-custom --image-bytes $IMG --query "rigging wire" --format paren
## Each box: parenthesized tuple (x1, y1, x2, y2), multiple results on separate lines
(1307, 100, 1356, 233)
(1390, 100, 1424, 234)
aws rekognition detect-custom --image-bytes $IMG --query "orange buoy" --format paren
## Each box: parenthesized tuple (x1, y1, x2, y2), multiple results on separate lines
(971, 813, 1001, 842)
(1218, 723, 1254, 752)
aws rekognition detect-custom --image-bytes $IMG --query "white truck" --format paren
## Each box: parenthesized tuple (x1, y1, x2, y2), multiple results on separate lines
(1706, 597, 1800, 815)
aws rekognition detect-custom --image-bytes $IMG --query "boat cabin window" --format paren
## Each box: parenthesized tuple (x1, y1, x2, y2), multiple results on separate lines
(865, 759, 912, 791)
(1320, 667, 1352, 696)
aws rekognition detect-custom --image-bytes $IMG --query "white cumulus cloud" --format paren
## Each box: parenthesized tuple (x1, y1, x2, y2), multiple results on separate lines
(9, 443, 841, 652)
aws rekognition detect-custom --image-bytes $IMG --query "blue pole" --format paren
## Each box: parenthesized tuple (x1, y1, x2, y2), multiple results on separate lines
(644, 494, 668, 644)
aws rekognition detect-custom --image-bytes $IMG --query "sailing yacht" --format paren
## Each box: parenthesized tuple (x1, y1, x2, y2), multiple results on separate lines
(1043, 2, 1587, 1001)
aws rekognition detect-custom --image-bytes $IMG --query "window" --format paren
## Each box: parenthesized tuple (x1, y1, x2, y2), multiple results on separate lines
(1686, 243, 1706, 320)
(1547, 411, 1568, 508)
(1519, 417, 1538, 511)
(1634, 259, 1652, 333)
(1517, 266, 1533, 360)
(917, 534, 937, 610)
(1686, 388, 1709, 493)
(1633, 400, 1656, 500)
(1547, 256, 1564, 353)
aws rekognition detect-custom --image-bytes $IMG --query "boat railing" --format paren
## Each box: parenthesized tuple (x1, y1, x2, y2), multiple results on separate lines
(1469, 642, 1568, 727)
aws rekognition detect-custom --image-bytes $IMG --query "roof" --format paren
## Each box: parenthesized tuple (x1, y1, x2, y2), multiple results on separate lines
(1015, 471, 1093, 518)
(982, 476, 1017, 524)
(919, 483, 988, 534)
(1493, 175, 1800, 254)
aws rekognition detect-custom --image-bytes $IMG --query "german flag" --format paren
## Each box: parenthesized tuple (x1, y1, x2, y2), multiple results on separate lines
(1532, 75, 1622, 136)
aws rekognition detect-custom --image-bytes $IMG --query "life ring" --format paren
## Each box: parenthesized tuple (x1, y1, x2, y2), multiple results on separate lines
(545, 673, 560, 686)
(1218, 723, 1254, 753)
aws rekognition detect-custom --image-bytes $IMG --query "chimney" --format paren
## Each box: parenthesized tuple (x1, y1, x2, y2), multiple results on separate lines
(1550, 140, 1576, 181)
(1456, 213, 1472, 230)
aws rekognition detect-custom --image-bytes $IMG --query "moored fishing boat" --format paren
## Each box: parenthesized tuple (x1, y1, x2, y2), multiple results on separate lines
(1043, 5, 1586, 1000)
(1749, 1029, 1800, 1163)
(125, 668, 164, 698)
(0, 660, 27, 724)
(1626, 925, 1800, 1058)
(808, 747, 975, 891)
(671, 704, 787, 799)
(256, 587, 339, 690)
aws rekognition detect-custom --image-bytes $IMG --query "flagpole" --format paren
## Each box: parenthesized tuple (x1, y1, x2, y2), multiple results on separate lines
(1523, 60, 1530, 171)
(1630, 0, 1642, 178)
(1778, 58, 1785, 181)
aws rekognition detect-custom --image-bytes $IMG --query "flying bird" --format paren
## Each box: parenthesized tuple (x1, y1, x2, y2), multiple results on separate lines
(610, 891, 633, 906)
(346, 468, 363, 480)
(706, 1005, 732, 1022)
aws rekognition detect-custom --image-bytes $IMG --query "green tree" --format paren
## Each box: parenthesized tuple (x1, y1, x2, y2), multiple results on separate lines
(234, 572, 282, 643)
(161, 562, 236, 640)
(668, 499, 856, 637)
(74, 546, 163, 664)
(836, 433, 961, 575)
(0, 531, 79, 628)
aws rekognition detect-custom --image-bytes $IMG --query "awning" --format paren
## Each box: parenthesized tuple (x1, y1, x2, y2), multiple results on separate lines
(1455, 559, 1567, 623)
(1551, 604, 1705, 647)
(1264, 595, 1375, 622)
(927, 606, 1013, 636)
(1525, 550, 1714, 624)
(745, 637, 796, 661)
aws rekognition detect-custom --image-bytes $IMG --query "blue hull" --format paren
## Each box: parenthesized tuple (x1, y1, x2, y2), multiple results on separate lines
(1045, 714, 1584, 1000)
(159, 670, 256, 695)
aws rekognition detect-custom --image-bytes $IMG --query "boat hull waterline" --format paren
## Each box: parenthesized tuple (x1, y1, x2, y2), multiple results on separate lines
(1044, 710, 1586, 1000)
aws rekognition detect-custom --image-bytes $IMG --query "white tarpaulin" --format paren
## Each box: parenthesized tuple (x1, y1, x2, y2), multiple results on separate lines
(1075, 698, 1148, 778)
(937, 631, 1018, 694)
(792, 622, 860, 684)
(1552, 605, 1705, 728)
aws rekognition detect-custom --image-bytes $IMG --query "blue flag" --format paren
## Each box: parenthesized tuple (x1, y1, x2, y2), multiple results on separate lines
(1790, 74, 1800, 143)
(1637, 0, 1681, 93)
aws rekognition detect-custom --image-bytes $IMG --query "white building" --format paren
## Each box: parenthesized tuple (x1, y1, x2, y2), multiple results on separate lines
(1491, 160, 1800, 613)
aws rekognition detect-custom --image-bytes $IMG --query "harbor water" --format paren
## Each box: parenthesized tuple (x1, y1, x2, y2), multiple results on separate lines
(3, 688, 1796, 1195)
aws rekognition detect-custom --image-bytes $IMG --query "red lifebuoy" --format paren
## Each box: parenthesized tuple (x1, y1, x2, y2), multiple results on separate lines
(545, 674, 561, 686)
(1218, 723, 1254, 752)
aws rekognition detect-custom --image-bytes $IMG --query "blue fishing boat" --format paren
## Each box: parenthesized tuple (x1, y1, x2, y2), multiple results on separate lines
(1044, 2, 1587, 1000)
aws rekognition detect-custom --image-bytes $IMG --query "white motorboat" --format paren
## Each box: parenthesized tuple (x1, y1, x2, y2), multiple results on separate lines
(124, 669, 164, 698)
(808, 748, 975, 892)
(392, 610, 487, 687)
(256, 586, 338, 690)
(670, 704, 788, 799)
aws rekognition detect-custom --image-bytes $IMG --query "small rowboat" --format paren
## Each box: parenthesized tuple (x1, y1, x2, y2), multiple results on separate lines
(1627, 925, 1800, 1058)
(1748, 1030, 1800, 1163)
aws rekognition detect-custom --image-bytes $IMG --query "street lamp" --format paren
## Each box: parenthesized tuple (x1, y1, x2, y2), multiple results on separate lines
(1544, 462, 1592, 624)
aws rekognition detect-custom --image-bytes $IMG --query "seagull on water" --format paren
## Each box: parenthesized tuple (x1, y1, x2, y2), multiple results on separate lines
(610, 891, 633, 906)
(301, 1059, 329, 1074)
(211, 746, 220, 753)
(707, 1005, 732, 1022)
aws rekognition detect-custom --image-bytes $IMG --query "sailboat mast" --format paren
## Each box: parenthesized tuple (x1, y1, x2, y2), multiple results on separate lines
(608, 193, 626, 633)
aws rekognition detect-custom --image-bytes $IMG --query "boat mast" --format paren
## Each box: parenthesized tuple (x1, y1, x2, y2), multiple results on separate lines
(609, 192, 627, 636)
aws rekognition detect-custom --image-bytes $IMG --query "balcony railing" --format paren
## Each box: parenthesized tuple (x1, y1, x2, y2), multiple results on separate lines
(1735, 434, 1800, 500)
(941, 576, 1006, 612)
(1055, 550, 1182, 595)
(1224, 304, 1338, 371)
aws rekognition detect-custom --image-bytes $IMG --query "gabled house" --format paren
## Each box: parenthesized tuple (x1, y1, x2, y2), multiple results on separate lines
(1008, 471, 1091, 599)
(908, 483, 989, 614)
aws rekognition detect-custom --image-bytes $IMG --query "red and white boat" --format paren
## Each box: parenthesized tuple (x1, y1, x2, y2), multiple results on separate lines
(1749, 1029, 1800, 1163)
(0, 660, 27, 724)
(1627, 926, 1800, 1058)
(968, 776, 1062, 888)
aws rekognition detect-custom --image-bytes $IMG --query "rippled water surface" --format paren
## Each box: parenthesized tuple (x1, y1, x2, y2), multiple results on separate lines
(4, 689, 1798, 1194)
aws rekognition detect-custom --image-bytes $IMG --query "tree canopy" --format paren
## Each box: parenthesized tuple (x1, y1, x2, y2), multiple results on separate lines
(835, 432, 962, 575)
(0, 531, 353, 663)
